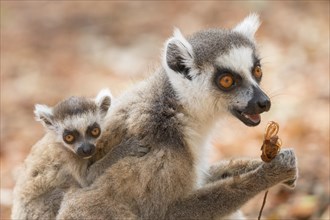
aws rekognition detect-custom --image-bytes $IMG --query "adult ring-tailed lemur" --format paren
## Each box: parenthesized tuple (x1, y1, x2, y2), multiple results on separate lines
(56, 14, 297, 220)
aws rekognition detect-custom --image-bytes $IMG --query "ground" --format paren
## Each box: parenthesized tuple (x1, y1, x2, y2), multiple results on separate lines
(1, 1, 329, 219)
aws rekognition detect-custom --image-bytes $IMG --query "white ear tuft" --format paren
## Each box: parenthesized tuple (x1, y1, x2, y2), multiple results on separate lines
(162, 28, 195, 80)
(172, 28, 194, 54)
(95, 88, 112, 104)
(34, 104, 54, 129)
(233, 13, 261, 41)
(95, 88, 112, 118)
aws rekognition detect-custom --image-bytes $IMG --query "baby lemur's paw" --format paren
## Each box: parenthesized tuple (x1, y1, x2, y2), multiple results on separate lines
(124, 138, 151, 157)
(262, 148, 298, 186)
(130, 144, 151, 157)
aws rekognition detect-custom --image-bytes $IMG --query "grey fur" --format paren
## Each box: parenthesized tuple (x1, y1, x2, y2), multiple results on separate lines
(52, 96, 98, 121)
(188, 29, 256, 66)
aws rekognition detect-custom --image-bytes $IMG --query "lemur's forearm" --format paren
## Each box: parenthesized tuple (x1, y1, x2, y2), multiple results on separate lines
(167, 167, 269, 219)
(206, 157, 296, 188)
(167, 149, 297, 219)
(205, 158, 262, 183)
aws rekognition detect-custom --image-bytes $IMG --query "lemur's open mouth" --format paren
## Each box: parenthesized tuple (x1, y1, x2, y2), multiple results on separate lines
(232, 109, 261, 127)
(230, 86, 271, 127)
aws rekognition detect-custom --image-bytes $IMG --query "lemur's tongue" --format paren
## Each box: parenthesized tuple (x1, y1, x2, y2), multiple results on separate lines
(243, 113, 261, 123)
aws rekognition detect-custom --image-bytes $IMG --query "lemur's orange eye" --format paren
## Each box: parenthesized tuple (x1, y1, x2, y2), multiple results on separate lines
(219, 74, 234, 90)
(91, 127, 100, 137)
(64, 134, 75, 144)
(253, 66, 263, 79)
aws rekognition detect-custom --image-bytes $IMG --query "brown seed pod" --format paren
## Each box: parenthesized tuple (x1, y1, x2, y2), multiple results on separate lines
(258, 121, 283, 220)
(260, 121, 282, 162)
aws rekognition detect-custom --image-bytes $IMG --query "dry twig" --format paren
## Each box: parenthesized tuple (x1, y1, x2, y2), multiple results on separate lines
(258, 190, 269, 220)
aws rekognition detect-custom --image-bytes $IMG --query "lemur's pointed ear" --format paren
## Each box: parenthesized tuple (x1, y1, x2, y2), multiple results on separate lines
(34, 104, 55, 130)
(233, 13, 260, 41)
(95, 88, 112, 118)
(163, 28, 195, 80)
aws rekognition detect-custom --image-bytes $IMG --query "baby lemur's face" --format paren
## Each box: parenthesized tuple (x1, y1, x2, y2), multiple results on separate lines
(164, 14, 270, 126)
(34, 89, 112, 159)
(57, 114, 102, 159)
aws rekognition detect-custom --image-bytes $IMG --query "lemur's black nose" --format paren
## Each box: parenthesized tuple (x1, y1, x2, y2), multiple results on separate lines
(246, 86, 271, 114)
(257, 98, 271, 112)
(82, 145, 93, 154)
(77, 143, 95, 158)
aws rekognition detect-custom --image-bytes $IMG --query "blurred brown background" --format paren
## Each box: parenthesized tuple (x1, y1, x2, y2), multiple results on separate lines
(1, 1, 329, 219)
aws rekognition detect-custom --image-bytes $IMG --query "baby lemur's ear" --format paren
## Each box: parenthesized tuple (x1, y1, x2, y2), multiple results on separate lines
(233, 13, 261, 42)
(163, 28, 195, 80)
(34, 104, 55, 130)
(95, 88, 112, 118)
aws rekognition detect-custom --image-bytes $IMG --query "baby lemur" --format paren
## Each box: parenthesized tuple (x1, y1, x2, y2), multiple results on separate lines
(57, 14, 298, 220)
(11, 89, 149, 220)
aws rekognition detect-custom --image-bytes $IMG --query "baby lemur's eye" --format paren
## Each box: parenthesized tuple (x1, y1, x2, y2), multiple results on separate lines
(87, 123, 101, 138)
(253, 66, 262, 80)
(218, 74, 235, 90)
(91, 127, 100, 137)
(64, 134, 75, 144)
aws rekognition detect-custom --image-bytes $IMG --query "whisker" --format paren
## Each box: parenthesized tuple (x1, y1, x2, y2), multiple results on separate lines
(266, 89, 295, 104)
(260, 60, 272, 65)
(266, 88, 287, 97)
(269, 93, 290, 99)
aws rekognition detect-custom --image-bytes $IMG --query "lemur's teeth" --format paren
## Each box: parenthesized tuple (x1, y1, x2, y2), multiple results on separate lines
(241, 113, 260, 123)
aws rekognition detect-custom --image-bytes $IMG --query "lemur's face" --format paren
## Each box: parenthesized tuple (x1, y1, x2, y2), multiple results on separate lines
(56, 113, 102, 159)
(211, 46, 270, 126)
(35, 89, 112, 159)
(164, 14, 270, 126)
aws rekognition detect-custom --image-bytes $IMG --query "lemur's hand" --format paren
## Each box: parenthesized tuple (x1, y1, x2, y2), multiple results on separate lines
(122, 138, 151, 157)
(283, 177, 297, 189)
(261, 148, 298, 187)
(129, 143, 151, 157)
